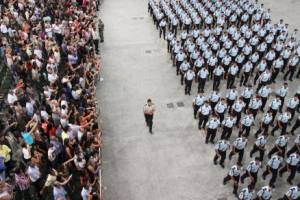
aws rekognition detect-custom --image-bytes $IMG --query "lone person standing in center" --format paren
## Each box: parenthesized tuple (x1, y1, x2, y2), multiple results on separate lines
(143, 99, 155, 134)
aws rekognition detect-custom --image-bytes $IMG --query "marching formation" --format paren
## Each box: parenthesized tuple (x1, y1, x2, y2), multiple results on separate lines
(149, 0, 300, 199)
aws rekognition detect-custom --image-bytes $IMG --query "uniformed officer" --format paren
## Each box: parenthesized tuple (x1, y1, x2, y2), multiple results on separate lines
(227, 63, 239, 89)
(214, 98, 227, 123)
(221, 114, 236, 140)
(205, 114, 220, 144)
(197, 101, 211, 130)
(281, 47, 292, 72)
(197, 67, 209, 93)
(223, 163, 242, 197)
(248, 95, 262, 119)
(271, 56, 284, 83)
(256, 70, 271, 92)
(268, 96, 282, 123)
(286, 95, 299, 120)
(279, 186, 300, 200)
(240, 157, 262, 188)
(180, 30, 188, 46)
(184, 69, 195, 95)
(209, 90, 220, 112)
(238, 111, 254, 138)
(180, 60, 190, 85)
(232, 97, 246, 126)
(270, 111, 291, 136)
(250, 135, 268, 161)
(276, 83, 289, 112)
(192, 93, 206, 119)
(213, 139, 230, 168)
(268, 134, 288, 158)
(262, 153, 283, 188)
(226, 87, 238, 111)
(253, 59, 267, 85)
(171, 16, 178, 36)
(258, 85, 272, 112)
(166, 32, 175, 53)
(143, 99, 155, 134)
(159, 18, 167, 39)
(229, 137, 248, 164)
(255, 111, 273, 138)
(254, 185, 272, 200)
(175, 50, 186, 74)
(240, 61, 253, 87)
(241, 85, 254, 113)
(213, 65, 224, 91)
(287, 135, 300, 157)
(238, 186, 254, 200)
(207, 54, 218, 80)
(284, 55, 300, 81)
(279, 152, 300, 185)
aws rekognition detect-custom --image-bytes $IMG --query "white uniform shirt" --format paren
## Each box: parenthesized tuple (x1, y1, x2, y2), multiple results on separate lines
(198, 104, 211, 115)
(286, 186, 299, 199)
(257, 186, 272, 199)
(233, 137, 247, 150)
(207, 118, 220, 129)
(198, 68, 209, 79)
(241, 115, 254, 126)
(215, 140, 230, 151)
(246, 160, 261, 173)
(267, 155, 283, 169)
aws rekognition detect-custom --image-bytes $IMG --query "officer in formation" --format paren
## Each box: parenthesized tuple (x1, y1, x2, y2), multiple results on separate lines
(149, 0, 300, 96)
(223, 163, 242, 197)
(240, 157, 261, 189)
(148, 0, 300, 198)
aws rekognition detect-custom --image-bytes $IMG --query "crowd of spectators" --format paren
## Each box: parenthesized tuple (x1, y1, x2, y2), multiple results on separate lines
(0, 0, 104, 199)
(149, 0, 300, 199)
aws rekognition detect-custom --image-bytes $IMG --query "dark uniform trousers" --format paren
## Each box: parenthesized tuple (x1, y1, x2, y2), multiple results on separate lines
(226, 74, 236, 89)
(271, 121, 288, 136)
(198, 77, 206, 92)
(287, 145, 300, 157)
(233, 110, 242, 125)
(279, 164, 297, 182)
(269, 108, 278, 124)
(243, 97, 251, 113)
(180, 70, 187, 85)
(185, 79, 193, 95)
(198, 114, 209, 129)
(238, 125, 251, 137)
(213, 149, 226, 165)
(229, 147, 244, 164)
(268, 145, 286, 159)
(144, 114, 153, 132)
(240, 171, 258, 188)
(240, 72, 250, 86)
(284, 66, 296, 81)
(261, 97, 268, 111)
(221, 126, 233, 140)
(255, 123, 269, 138)
(205, 128, 217, 144)
(262, 166, 279, 187)
(250, 144, 265, 161)
(213, 75, 222, 90)
(223, 174, 239, 194)
(176, 61, 183, 73)
(193, 105, 200, 119)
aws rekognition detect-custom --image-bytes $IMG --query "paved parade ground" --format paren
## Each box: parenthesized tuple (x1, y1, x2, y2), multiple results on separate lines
(98, 0, 300, 199)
